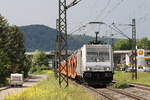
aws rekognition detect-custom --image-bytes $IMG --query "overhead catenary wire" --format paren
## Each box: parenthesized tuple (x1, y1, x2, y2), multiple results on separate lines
(111, 23, 131, 40)
(70, 0, 111, 31)
(69, 24, 87, 35)
(100, 0, 125, 21)
(95, 0, 111, 21)
(68, 0, 150, 40)
(68, 0, 112, 36)
(138, 12, 150, 23)
(133, 0, 150, 24)
(66, 0, 82, 9)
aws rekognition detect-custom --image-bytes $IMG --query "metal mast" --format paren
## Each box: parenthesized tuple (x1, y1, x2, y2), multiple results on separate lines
(111, 20, 137, 80)
(56, 0, 68, 88)
(55, 0, 81, 88)
(54, 19, 59, 78)
(131, 19, 137, 80)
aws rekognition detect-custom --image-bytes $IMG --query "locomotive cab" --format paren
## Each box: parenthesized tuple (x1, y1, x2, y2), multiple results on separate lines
(80, 44, 114, 86)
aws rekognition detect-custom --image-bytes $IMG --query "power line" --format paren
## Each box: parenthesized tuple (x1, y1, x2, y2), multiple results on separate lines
(138, 12, 150, 23)
(101, 0, 125, 21)
(69, 24, 87, 35)
(95, 0, 111, 20)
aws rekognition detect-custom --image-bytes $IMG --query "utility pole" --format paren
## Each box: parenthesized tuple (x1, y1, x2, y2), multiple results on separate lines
(55, 0, 81, 88)
(131, 19, 137, 80)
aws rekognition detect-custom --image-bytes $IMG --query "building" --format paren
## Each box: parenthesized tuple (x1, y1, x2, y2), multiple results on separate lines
(25, 50, 150, 68)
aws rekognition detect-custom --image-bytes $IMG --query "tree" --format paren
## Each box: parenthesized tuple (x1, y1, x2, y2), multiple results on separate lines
(0, 15, 11, 83)
(31, 50, 49, 72)
(23, 56, 31, 77)
(7, 26, 26, 73)
(137, 37, 150, 50)
(0, 50, 11, 83)
(113, 39, 132, 50)
(0, 14, 30, 83)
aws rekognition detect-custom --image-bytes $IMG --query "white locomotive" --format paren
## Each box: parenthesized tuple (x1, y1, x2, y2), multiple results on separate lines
(75, 44, 114, 86)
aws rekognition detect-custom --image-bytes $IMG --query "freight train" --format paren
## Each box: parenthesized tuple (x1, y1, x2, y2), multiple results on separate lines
(58, 43, 114, 86)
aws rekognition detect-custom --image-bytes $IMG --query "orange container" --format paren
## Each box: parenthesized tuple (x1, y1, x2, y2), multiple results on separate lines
(58, 56, 77, 79)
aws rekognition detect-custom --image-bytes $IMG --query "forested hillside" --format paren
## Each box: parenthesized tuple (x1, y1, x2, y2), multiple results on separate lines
(20, 25, 106, 51)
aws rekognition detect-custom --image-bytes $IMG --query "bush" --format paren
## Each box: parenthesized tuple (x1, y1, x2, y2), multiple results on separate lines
(30, 50, 49, 73)
(112, 81, 129, 89)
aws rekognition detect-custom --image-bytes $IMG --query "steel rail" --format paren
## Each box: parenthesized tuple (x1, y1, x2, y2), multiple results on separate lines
(113, 80, 150, 91)
(129, 83, 150, 87)
(69, 79, 116, 100)
(107, 87, 149, 100)
(129, 83, 150, 91)
(86, 86, 117, 100)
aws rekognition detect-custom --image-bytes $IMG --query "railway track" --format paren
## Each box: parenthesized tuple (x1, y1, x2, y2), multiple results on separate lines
(70, 80, 149, 100)
(113, 80, 150, 92)
(106, 87, 149, 100)
(69, 80, 116, 100)
(85, 86, 149, 100)
(129, 83, 150, 91)
(85, 86, 116, 100)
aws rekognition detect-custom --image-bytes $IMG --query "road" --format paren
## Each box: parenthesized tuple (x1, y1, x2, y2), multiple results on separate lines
(0, 74, 48, 100)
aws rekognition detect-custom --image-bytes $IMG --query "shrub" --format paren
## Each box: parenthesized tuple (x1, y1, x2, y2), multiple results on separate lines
(112, 80, 129, 89)
(30, 50, 49, 73)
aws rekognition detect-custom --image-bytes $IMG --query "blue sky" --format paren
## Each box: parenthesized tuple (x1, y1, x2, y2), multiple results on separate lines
(0, 0, 150, 39)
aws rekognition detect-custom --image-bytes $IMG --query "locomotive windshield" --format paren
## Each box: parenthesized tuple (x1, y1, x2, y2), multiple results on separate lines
(86, 47, 109, 62)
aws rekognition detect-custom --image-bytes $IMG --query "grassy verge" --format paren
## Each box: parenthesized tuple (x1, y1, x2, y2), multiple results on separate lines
(31, 70, 52, 75)
(5, 73, 96, 100)
(114, 71, 150, 85)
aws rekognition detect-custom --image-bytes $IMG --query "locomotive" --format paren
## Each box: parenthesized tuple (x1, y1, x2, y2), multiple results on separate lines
(58, 43, 114, 86)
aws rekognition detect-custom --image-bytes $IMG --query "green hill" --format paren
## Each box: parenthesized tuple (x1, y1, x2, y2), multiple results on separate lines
(20, 25, 85, 51)
(20, 24, 114, 51)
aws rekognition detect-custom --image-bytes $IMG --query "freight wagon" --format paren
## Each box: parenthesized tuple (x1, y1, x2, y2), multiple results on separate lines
(59, 44, 114, 86)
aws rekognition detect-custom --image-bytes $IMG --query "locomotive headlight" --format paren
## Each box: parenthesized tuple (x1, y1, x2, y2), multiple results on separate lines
(87, 67, 92, 71)
(106, 67, 110, 71)
(105, 67, 110, 71)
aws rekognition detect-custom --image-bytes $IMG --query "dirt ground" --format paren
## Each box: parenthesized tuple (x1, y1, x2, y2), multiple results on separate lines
(0, 74, 48, 100)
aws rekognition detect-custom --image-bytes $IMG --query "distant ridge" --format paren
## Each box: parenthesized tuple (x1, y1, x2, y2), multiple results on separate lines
(20, 25, 84, 51)
(19, 24, 114, 51)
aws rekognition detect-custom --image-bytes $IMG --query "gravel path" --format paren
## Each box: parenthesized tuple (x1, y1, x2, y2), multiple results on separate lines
(0, 74, 48, 100)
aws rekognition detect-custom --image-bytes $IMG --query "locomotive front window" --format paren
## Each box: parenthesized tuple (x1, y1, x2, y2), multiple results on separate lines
(87, 52, 98, 56)
(86, 51, 109, 62)
(99, 52, 109, 61)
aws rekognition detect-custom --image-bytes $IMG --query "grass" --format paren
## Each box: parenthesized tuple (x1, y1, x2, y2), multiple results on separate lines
(31, 70, 52, 75)
(114, 71, 150, 85)
(5, 72, 96, 100)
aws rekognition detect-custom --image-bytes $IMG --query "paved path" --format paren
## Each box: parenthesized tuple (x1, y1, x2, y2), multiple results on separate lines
(0, 74, 48, 100)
